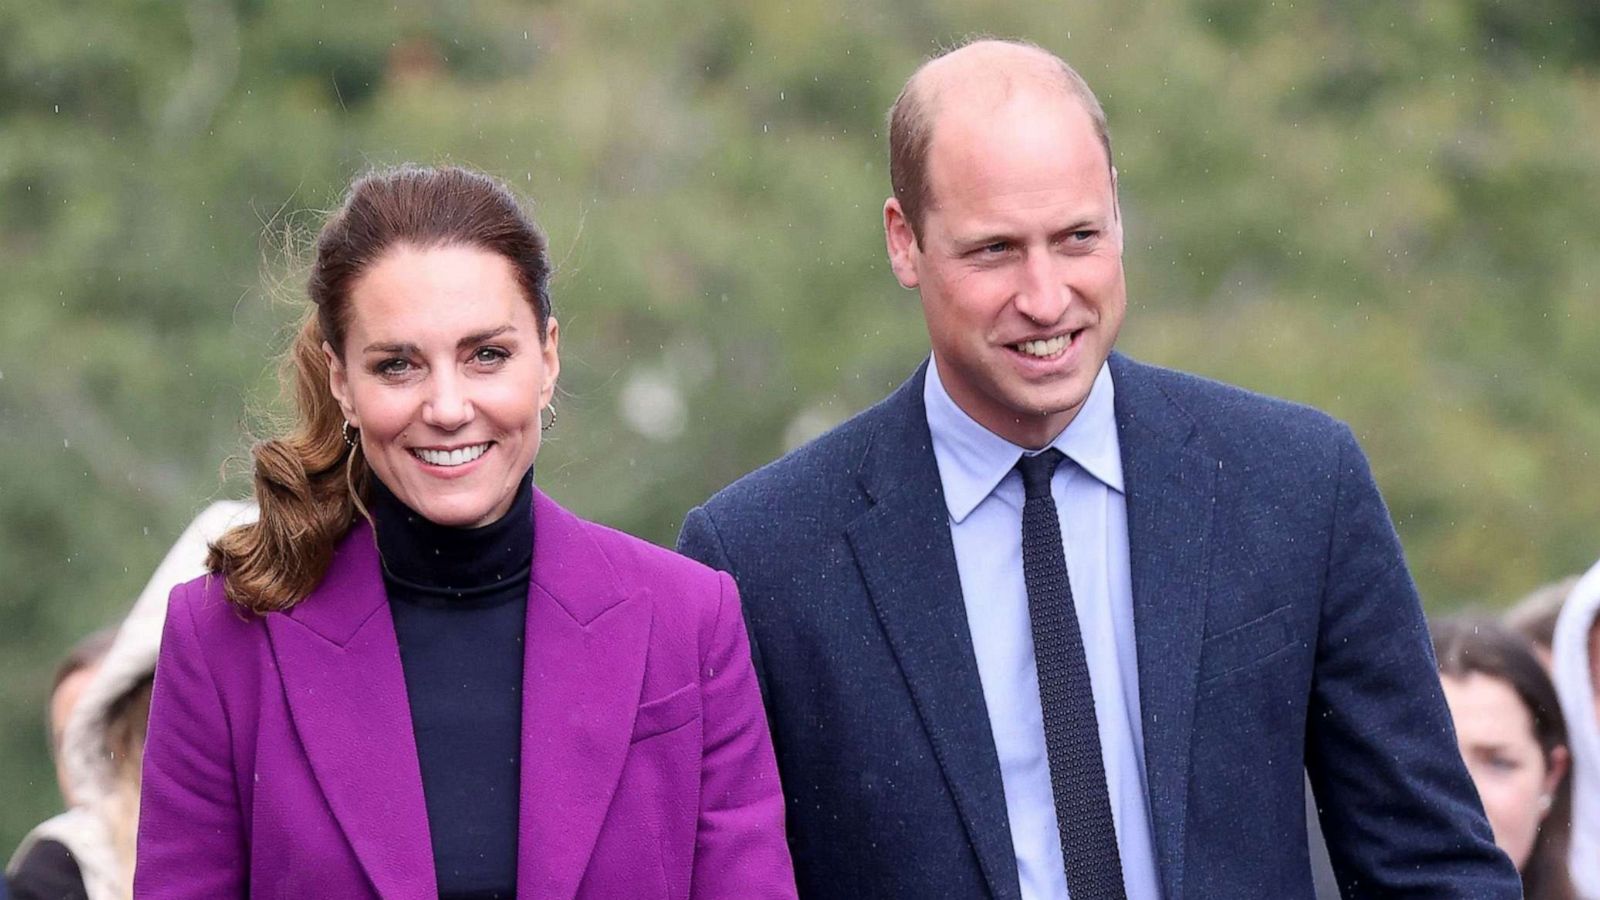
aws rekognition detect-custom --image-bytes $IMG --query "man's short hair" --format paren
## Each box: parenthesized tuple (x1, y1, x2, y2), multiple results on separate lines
(886, 37, 1115, 242)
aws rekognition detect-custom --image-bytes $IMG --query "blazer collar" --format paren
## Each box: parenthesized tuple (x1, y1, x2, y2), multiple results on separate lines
(279, 488, 632, 641)
(269, 490, 649, 900)
(848, 360, 1025, 900)
(269, 519, 435, 899)
(1110, 352, 1218, 900)
(517, 489, 652, 899)
(857, 354, 1219, 900)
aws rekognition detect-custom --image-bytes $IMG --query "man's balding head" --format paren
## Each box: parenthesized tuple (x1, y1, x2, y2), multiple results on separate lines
(887, 39, 1114, 242)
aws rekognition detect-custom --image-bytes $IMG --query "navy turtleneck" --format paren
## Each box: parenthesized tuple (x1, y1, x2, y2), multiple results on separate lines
(370, 470, 533, 900)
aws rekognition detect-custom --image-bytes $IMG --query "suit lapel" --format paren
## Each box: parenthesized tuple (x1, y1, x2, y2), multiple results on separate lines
(517, 490, 651, 900)
(1111, 354, 1216, 900)
(267, 520, 436, 899)
(845, 365, 1023, 900)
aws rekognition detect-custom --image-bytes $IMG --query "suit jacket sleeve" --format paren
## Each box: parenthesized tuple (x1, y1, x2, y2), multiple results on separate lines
(688, 568, 797, 900)
(1305, 426, 1519, 896)
(135, 581, 247, 899)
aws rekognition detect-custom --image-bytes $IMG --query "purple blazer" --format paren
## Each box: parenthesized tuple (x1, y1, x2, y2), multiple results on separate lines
(135, 490, 797, 899)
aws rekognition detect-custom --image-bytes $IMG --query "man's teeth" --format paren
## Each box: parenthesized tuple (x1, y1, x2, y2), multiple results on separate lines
(412, 444, 489, 467)
(1014, 335, 1070, 358)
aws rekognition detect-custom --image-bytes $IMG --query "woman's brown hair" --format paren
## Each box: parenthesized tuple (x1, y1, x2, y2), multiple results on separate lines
(209, 165, 552, 612)
(1434, 616, 1575, 900)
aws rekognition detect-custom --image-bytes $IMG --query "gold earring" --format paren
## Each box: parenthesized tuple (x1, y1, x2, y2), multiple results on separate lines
(541, 403, 557, 432)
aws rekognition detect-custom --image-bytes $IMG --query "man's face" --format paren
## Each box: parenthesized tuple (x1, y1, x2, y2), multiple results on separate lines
(886, 92, 1125, 449)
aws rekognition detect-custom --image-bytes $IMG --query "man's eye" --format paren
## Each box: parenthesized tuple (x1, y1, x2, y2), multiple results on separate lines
(1068, 230, 1096, 243)
(979, 241, 1010, 255)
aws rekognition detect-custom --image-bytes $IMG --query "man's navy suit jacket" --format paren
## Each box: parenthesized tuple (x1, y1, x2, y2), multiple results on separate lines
(678, 354, 1520, 899)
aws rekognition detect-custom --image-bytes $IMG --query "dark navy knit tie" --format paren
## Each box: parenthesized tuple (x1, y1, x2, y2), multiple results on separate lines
(1016, 450, 1127, 900)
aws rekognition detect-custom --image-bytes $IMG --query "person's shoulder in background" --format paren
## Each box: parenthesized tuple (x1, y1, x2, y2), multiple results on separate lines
(7, 837, 87, 900)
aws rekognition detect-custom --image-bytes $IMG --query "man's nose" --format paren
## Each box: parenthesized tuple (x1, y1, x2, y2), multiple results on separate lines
(423, 371, 475, 430)
(1013, 250, 1070, 324)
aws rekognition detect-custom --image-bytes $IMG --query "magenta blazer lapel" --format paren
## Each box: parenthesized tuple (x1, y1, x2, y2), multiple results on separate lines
(517, 490, 651, 899)
(266, 491, 655, 900)
(264, 520, 436, 899)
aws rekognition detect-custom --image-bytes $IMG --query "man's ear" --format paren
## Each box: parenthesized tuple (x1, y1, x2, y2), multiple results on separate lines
(323, 341, 359, 426)
(1110, 165, 1126, 243)
(883, 197, 921, 290)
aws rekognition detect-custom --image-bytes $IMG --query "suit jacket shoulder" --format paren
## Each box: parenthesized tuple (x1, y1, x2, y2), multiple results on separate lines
(694, 370, 919, 555)
(1112, 354, 1352, 463)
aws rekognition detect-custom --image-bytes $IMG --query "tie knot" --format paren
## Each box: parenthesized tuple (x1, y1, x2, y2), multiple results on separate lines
(1016, 449, 1066, 499)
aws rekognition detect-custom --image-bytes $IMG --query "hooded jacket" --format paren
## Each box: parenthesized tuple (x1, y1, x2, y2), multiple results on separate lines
(1554, 556, 1600, 900)
(7, 501, 254, 900)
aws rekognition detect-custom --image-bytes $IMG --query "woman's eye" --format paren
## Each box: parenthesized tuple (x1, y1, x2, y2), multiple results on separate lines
(1486, 755, 1521, 773)
(375, 358, 412, 376)
(472, 346, 510, 365)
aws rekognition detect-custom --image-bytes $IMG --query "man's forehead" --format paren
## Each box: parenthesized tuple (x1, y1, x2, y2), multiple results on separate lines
(924, 94, 1107, 193)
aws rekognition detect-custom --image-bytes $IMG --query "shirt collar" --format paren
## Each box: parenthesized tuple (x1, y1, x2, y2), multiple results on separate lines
(924, 355, 1124, 524)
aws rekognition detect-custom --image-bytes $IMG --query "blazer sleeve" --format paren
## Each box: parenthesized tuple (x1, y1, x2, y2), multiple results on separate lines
(135, 582, 247, 899)
(677, 506, 771, 708)
(1303, 426, 1520, 896)
(687, 569, 797, 900)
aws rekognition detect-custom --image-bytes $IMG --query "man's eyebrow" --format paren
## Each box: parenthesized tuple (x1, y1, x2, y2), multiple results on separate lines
(955, 216, 1104, 246)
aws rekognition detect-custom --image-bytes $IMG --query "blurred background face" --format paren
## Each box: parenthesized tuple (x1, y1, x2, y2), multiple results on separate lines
(328, 244, 558, 528)
(1441, 672, 1563, 870)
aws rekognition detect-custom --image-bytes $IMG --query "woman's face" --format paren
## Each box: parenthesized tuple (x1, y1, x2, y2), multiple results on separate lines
(328, 243, 558, 528)
(1441, 672, 1566, 871)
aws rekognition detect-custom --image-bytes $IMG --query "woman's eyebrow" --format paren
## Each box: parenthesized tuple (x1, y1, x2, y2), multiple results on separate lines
(361, 325, 516, 356)
(457, 325, 514, 349)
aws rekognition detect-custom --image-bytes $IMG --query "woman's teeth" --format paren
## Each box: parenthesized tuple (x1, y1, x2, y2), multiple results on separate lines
(1014, 334, 1070, 358)
(412, 443, 489, 467)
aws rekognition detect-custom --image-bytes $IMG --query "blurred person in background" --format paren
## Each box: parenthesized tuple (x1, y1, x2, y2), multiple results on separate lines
(135, 165, 794, 899)
(1510, 576, 1581, 672)
(46, 629, 116, 807)
(1554, 559, 1600, 899)
(1434, 616, 1574, 900)
(7, 502, 252, 900)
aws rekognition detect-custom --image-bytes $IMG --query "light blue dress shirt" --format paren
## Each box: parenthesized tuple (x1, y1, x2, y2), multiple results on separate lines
(924, 358, 1162, 900)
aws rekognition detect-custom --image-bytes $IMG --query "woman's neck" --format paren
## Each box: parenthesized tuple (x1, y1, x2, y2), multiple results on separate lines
(368, 470, 534, 594)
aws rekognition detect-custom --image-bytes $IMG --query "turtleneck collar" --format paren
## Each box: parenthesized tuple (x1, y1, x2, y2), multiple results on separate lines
(368, 469, 534, 603)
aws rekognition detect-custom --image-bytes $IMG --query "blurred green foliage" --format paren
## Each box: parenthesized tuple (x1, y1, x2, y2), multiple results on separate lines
(2, 0, 1597, 851)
